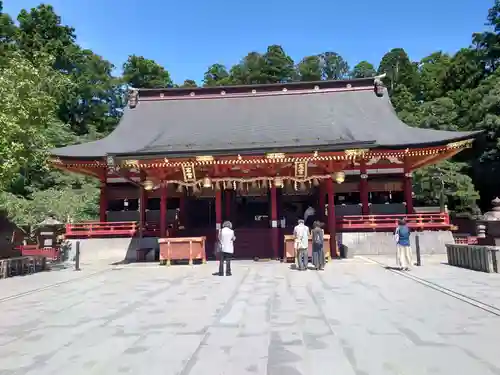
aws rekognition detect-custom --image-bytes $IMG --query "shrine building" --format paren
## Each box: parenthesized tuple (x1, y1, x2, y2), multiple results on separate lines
(50, 76, 479, 262)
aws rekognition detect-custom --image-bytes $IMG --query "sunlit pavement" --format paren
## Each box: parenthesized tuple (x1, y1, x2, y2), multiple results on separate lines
(1, 257, 500, 375)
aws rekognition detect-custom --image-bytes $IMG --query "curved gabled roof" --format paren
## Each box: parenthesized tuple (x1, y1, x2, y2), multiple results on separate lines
(51, 77, 480, 160)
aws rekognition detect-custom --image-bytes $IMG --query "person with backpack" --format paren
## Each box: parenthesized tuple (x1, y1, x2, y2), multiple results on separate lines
(394, 218, 412, 271)
(311, 221, 325, 270)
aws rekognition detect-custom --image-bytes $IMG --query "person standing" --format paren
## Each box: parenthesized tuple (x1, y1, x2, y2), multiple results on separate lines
(218, 221, 235, 276)
(311, 221, 325, 270)
(294, 219, 310, 271)
(394, 218, 412, 271)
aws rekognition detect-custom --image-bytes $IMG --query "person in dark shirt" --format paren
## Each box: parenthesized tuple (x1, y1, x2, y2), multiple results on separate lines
(311, 221, 325, 270)
(394, 218, 412, 271)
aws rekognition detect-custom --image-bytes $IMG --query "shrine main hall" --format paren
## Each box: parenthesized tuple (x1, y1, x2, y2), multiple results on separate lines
(50, 76, 479, 262)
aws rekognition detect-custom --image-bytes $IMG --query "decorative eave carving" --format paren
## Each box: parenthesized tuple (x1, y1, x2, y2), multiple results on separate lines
(344, 149, 369, 160)
(446, 139, 474, 149)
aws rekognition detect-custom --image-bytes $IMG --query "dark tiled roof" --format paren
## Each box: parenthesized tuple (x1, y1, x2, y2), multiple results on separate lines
(52, 78, 479, 159)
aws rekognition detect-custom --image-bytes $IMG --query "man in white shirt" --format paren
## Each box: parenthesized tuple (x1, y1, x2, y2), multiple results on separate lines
(294, 219, 310, 271)
(217, 221, 235, 276)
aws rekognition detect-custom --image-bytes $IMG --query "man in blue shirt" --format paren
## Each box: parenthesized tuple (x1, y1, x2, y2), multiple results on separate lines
(395, 218, 412, 271)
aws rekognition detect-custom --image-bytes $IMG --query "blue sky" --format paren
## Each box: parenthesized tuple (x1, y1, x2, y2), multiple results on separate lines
(4, 0, 493, 84)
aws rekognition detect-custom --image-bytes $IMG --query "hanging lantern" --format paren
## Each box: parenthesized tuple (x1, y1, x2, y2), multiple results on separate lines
(143, 179, 154, 191)
(312, 178, 319, 187)
(202, 177, 212, 189)
(333, 171, 346, 184)
(176, 184, 184, 193)
(274, 177, 284, 188)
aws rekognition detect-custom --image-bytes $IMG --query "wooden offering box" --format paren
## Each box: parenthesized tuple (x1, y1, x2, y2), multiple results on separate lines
(283, 234, 333, 263)
(158, 237, 206, 265)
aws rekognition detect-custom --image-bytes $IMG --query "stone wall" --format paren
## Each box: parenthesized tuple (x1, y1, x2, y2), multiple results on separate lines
(338, 230, 454, 256)
(64, 237, 159, 265)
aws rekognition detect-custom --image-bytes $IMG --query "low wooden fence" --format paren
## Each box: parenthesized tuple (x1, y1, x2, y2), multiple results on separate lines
(0, 256, 47, 279)
(445, 244, 499, 273)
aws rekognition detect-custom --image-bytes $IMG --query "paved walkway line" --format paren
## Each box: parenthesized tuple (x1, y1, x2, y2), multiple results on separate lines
(0, 268, 113, 304)
(357, 255, 500, 318)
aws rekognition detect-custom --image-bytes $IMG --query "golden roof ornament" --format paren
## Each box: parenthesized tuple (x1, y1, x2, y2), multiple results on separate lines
(344, 149, 369, 160)
(446, 139, 474, 149)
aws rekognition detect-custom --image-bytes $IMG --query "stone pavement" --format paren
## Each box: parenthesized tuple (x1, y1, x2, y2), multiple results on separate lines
(1, 258, 500, 375)
(362, 254, 500, 311)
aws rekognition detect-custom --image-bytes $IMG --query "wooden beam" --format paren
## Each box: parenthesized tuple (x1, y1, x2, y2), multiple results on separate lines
(411, 149, 461, 170)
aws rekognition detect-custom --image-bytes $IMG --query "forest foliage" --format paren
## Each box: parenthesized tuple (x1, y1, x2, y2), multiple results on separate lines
(1, 0, 500, 228)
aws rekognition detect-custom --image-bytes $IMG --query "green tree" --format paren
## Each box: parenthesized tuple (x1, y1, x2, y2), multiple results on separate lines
(443, 48, 485, 92)
(350, 61, 376, 78)
(182, 79, 197, 87)
(296, 55, 322, 81)
(0, 1, 17, 64)
(123, 55, 172, 88)
(230, 52, 267, 85)
(203, 63, 231, 86)
(319, 52, 349, 80)
(0, 52, 72, 191)
(261, 45, 295, 83)
(418, 97, 459, 130)
(60, 49, 124, 135)
(413, 161, 479, 214)
(16, 4, 76, 72)
(0, 184, 98, 236)
(378, 48, 419, 94)
(418, 52, 451, 101)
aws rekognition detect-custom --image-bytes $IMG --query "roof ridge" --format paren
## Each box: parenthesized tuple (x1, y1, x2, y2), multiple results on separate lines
(132, 76, 378, 100)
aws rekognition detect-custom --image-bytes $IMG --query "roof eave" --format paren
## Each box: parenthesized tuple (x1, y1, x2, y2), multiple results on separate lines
(110, 141, 377, 161)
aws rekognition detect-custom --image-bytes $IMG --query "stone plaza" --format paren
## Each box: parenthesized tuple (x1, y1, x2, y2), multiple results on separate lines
(1, 256, 500, 375)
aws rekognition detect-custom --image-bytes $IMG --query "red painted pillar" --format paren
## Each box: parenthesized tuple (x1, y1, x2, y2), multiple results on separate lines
(318, 182, 326, 221)
(99, 183, 107, 222)
(270, 185, 279, 260)
(359, 160, 369, 215)
(326, 178, 337, 258)
(224, 190, 231, 221)
(160, 183, 167, 238)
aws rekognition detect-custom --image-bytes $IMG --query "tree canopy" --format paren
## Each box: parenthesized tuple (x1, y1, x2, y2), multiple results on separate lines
(2, 1, 500, 226)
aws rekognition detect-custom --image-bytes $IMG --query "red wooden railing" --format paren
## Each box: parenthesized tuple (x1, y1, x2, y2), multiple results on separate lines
(336, 213, 451, 231)
(18, 245, 60, 261)
(65, 221, 138, 238)
(64, 213, 452, 239)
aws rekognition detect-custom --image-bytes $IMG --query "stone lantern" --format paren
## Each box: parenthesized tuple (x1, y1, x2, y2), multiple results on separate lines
(477, 197, 500, 245)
